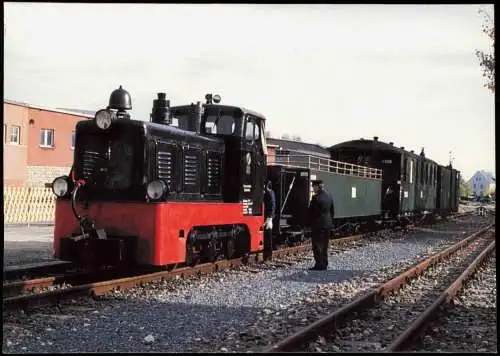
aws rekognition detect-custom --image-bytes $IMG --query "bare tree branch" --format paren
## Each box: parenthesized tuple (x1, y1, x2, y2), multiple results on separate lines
(476, 8, 495, 93)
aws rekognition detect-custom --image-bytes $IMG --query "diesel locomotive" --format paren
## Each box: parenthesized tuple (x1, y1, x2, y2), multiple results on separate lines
(51, 87, 268, 268)
(51, 86, 461, 269)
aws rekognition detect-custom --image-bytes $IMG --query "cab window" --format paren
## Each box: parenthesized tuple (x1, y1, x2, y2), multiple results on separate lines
(245, 117, 256, 141)
(205, 114, 236, 135)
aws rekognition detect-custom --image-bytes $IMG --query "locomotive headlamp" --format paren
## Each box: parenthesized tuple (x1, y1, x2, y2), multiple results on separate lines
(94, 109, 116, 130)
(146, 180, 168, 201)
(205, 93, 221, 105)
(52, 176, 69, 198)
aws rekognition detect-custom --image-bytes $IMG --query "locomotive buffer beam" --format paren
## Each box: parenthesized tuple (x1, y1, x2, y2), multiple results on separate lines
(60, 228, 136, 268)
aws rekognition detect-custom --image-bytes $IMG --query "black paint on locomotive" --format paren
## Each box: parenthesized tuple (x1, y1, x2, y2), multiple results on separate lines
(71, 94, 268, 213)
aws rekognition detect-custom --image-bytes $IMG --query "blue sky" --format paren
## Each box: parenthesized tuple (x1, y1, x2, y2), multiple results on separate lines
(4, 3, 495, 180)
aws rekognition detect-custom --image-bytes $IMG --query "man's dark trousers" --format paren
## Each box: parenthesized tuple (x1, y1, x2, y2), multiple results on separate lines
(263, 227, 273, 260)
(312, 228, 330, 269)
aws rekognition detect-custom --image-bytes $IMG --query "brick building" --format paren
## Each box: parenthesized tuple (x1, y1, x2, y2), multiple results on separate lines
(3, 100, 93, 187)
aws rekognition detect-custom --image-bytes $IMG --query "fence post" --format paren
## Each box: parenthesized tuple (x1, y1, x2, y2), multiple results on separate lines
(27, 187, 31, 228)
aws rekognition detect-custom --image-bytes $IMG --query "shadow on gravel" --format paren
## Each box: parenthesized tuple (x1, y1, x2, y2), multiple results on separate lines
(3, 241, 54, 266)
(2, 298, 267, 353)
(277, 269, 364, 284)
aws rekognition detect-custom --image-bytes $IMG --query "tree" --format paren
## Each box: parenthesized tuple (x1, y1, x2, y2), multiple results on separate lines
(281, 134, 290, 140)
(265, 130, 272, 138)
(291, 135, 302, 142)
(459, 178, 473, 198)
(476, 8, 495, 93)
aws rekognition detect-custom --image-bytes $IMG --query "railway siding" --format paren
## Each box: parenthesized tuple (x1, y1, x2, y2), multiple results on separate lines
(2, 215, 492, 353)
(410, 254, 497, 353)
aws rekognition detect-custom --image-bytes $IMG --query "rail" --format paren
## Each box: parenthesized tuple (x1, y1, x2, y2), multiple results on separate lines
(262, 223, 494, 353)
(271, 153, 383, 180)
(3, 235, 363, 311)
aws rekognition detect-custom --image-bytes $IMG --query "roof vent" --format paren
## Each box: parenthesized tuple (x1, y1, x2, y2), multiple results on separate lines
(410, 150, 414, 153)
(389, 142, 394, 145)
(373, 136, 379, 141)
(400, 146, 405, 150)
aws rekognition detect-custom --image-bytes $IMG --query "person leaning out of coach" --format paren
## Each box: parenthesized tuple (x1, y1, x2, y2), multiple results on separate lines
(307, 179, 335, 270)
(263, 181, 276, 261)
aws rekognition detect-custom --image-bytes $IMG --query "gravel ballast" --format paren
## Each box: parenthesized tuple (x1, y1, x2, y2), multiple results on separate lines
(2, 215, 492, 353)
(412, 254, 497, 353)
(306, 231, 494, 352)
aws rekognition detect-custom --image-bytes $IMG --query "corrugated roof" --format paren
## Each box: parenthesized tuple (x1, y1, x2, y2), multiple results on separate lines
(4, 99, 94, 118)
(267, 137, 330, 157)
(57, 108, 96, 117)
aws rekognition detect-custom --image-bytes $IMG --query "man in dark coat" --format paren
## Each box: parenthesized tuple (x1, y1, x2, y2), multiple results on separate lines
(307, 180, 334, 270)
(263, 181, 276, 261)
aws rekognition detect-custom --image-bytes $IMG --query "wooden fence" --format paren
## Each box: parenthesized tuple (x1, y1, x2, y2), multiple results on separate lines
(4, 187, 56, 224)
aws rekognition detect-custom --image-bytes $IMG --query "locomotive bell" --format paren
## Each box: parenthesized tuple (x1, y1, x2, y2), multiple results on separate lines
(108, 85, 132, 111)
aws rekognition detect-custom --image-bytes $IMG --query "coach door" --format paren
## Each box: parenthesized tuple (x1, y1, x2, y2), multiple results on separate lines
(242, 115, 266, 216)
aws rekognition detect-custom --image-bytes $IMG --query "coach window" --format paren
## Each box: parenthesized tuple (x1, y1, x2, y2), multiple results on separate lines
(71, 131, 76, 150)
(402, 158, 408, 182)
(409, 160, 414, 184)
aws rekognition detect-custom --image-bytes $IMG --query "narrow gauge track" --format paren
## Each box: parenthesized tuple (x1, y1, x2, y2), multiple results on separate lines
(262, 224, 494, 353)
(2, 212, 478, 311)
(3, 261, 74, 281)
(3, 235, 365, 311)
(2, 210, 471, 284)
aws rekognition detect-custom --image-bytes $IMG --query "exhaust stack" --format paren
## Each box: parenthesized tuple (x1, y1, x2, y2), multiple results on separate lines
(151, 93, 172, 125)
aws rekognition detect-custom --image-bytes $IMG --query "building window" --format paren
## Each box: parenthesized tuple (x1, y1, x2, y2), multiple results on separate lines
(40, 128, 54, 147)
(71, 131, 76, 149)
(10, 126, 20, 144)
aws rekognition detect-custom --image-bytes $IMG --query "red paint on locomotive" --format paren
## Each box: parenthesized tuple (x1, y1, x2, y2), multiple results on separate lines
(54, 200, 263, 266)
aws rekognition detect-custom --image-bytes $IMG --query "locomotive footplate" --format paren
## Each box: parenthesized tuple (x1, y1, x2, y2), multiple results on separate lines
(60, 230, 137, 267)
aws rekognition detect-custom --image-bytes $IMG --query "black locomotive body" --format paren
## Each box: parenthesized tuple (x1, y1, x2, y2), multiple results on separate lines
(53, 89, 269, 268)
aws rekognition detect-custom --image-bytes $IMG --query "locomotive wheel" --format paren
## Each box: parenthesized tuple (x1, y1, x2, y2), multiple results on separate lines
(186, 243, 199, 267)
(225, 238, 236, 259)
(203, 238, 218, 262)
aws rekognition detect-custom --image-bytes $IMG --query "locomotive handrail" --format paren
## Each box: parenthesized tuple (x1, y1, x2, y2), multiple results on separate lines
(271, 153, 383, 180)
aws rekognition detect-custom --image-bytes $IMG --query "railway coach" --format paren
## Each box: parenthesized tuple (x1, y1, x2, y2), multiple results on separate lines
(328, 136, 459, 221)
(268, 154, 383, 242)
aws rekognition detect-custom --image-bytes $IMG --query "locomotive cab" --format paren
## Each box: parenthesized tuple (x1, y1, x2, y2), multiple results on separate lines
(171, 100, 268, 215)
